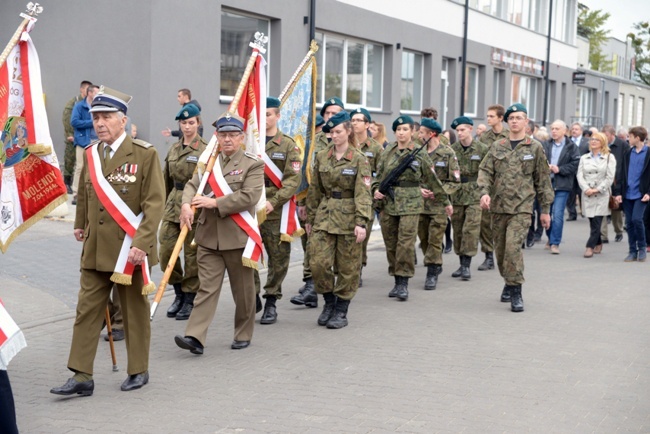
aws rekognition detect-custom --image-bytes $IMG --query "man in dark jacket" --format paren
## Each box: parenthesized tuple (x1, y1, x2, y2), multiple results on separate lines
(602, 124, 631, 243)
(566, 122, 590, 220)
(542, 120, 580, 254)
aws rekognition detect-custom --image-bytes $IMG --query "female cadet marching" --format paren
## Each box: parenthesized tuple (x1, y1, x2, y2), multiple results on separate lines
(372, 115, 448, 301)
(306, 111, 372, 329)
(158, 103, 207, 320)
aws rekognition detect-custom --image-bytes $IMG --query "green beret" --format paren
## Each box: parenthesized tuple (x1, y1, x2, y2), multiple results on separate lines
(350, 107, 371, 123)
(175, 103, 201, 121)
(420, 117, 442, 134)
(322, 111, 350, 133)
(266, 97, 281, 109)
(392, 115, 414, 132)
(315, 114, 325, 127)
(504, 103, 527, 121)
(320, 97, 344, 116)
(450, 116, 473, 130)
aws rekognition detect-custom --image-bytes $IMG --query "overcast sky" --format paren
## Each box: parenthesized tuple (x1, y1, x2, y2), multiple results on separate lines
(580, 0, 650, 41)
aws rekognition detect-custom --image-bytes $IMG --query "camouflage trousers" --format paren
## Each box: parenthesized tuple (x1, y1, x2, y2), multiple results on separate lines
(450, 203, 482, 257)
(492, 213, 529, 285)
(380, 213, 419, 278)
(63, 140, 76, 178)
(309, 230, 361, 301)
(418, 213, 447, 266)
(480, 208, 494, 253)
(299, 217, 312, 281)
(158, 220, 199, 293)
(254, 219, 292, 299)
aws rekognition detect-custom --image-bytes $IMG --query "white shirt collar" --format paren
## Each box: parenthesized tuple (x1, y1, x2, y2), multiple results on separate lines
(104, 132, 127, 157)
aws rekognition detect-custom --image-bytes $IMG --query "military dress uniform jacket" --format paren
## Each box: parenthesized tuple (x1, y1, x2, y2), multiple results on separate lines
(422, 144, 460, 214)
(182, 148, 264, 251)
(477, 136, 554, 215)
(372, 142, 449, 216)
(74, 136, 165, 271)
(451, 140, 489, 206)
(306, 146, 372, 234)
(264, 130, 302, 220)
(297, 131, 331, 207)
(163, 136, 208, 223)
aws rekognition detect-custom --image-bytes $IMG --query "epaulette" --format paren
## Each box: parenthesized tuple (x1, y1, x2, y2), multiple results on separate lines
(244, 151, 258, 160)
(132, 138, 154, 149)
(89, 139, 101, 148)
(282, 133, 295, 142)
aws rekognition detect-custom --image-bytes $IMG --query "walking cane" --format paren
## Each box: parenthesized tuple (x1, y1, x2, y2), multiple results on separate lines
(105, 306, 119, 372)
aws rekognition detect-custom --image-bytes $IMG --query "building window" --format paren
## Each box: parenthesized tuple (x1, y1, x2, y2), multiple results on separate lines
(464, 64, 479, 116)
(628, 96, 635, 127)
(493, 69, 504, 105)
(315, 32, 383, 110)
(636, 97, 644, 126)
(512, 73, 537, 119)
(575, 87, 594, 120)
(617, 93, 624, 127)
(401, 51, 423, 112)
(220, 11, 270, 100)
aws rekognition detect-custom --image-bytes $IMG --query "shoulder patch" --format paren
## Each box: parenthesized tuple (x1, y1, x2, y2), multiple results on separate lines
(244, 151, 258, 160)
(132, 138, 153, 149)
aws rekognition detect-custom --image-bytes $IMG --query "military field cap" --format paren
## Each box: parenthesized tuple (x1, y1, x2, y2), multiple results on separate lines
(504, 103, 527, 121)
(175, 103, 201, 121)
(315, 114, 325, 127)
(266, 97, 281, 109)
(392, 115, 414, 132)
(90, 85, 132, 114)
(450, 116, 473, 130)
(420, 117, 442, 134)
(351, 107, 371, 123)
(322, 111, 351, 133)
(213, 111, 245, 132)
(320, 97, 345, 116)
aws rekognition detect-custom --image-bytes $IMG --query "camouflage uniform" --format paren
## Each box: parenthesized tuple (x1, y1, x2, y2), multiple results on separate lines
(477, 136, 554, 286)
(477, 127, 509, 253)
(159, 136, 208, 294)
(307, 146, 372, 300)
(373, 142, 449, 278)
(256, 130, 302, 300)
(450, 139, 489, 257)
(418, 144, 459, 266)
(358, 136, 383, 266)
(62, 95, 82, 178)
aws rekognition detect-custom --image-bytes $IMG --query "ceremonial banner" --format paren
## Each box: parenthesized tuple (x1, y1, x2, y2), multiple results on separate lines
(0, 298, 27, 369)
(0, 20, 66, 253)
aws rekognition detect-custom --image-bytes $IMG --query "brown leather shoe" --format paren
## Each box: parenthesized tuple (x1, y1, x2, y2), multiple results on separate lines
(593, 244, 602, 254)
(584, 248, 594, 258)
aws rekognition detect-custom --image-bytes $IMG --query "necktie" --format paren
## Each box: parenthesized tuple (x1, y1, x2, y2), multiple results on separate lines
(104, 145, 111, 165)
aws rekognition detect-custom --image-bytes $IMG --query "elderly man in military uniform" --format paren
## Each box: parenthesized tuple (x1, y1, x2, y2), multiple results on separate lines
(256, 97, 303, 325)
(51, 87, 165, 396)
(477, 103, 554, 312)
(417, 118, 458, 290)
(449, 117, 488, 281)
(175, 112, 264, 353)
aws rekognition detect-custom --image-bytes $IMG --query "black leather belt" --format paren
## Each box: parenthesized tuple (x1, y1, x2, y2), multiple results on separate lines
(174, 181, 186, 190)
(327, 191, 354, 199)
(460, 176, 477, 183)
(395, 181, 420, 188)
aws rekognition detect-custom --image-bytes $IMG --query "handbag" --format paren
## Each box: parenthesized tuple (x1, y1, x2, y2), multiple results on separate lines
(607, 154, 619, 210)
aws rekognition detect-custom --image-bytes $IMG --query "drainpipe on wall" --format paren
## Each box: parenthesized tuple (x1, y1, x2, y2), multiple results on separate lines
(460, 0, 469, 115)
(542, 0, 553, 126)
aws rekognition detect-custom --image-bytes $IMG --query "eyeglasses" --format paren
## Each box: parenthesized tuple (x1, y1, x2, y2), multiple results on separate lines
(217, 132, 242, 139)
(350, 119, 367, 123)
(508, 116, 527, 122)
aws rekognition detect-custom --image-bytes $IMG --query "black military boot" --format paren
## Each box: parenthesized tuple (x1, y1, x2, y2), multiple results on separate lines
(166, 283, 185, 318)
(395, 276, 409, 301)
(317, 293, 336, 326)
(260, 296, 278, 324)
(460, 256, 471, 281)
(388, 276, 400, 298)
(510, 285, 524, 312)
(290, 280, 318, 308)
(477, 252, 494, 271)
(297, 277, 313, 295)
(175, 292, 195, 320)
(424, 265, 438, 290)
(326, 297, 350, 329)
(64, 175, 73, 194)
(451, 256, 463, 278)
(500, 285, 511, 302)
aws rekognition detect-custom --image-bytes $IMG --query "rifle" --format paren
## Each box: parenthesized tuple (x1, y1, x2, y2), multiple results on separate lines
(377, 137, 430, 200)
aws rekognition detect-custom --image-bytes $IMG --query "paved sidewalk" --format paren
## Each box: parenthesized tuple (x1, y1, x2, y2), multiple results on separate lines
(2, 210, 649, 433)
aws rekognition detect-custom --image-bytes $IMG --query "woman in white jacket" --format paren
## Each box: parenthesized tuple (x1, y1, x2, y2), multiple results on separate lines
(577, 132, 616, 257)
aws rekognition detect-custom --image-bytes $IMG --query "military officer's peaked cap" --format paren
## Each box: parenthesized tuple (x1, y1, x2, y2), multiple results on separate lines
(213, 112, 245, 132)
(315, 114, 325, 127)
(90, 86, 132, 114)
(175, 103, 201, 121)
(351, 107, 371, 123)
(392, 115, 414, 132)
(421, 117, 443, 133)
(450, 116, 473, 130)
(322, 111, 351, 133)
(266, 97, 281, 108)
(320, 97, 345, 116)
(504, 103, 527, 121)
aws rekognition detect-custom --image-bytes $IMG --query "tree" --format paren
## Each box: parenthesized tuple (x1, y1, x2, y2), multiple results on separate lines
(628, 21, 650, 86)
(577, 5, 613, 73)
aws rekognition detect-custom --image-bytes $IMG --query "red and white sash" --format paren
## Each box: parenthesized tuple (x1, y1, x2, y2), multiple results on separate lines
(0, 298, 26, 370)
(261, 153, 303, 242)
(86, 145, 155, 294)
(207, 155, 263, 269)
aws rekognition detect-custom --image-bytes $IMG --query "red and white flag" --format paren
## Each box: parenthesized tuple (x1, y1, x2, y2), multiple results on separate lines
(0, 18, 67, 253)
(0, 298, 26, 369)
